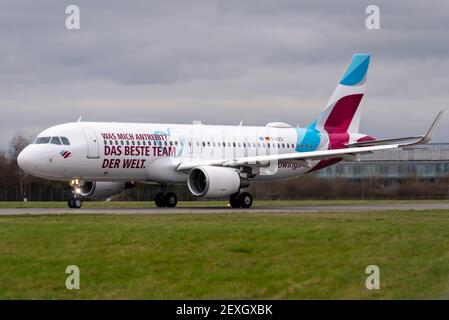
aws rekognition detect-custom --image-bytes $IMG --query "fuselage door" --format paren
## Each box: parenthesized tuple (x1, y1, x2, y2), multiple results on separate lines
(82, 128, 100, 159)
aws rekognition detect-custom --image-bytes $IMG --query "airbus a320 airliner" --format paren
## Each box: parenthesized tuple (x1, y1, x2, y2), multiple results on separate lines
(17, 54, 443, 208)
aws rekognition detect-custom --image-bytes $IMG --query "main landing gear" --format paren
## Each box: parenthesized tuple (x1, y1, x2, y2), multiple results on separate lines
(154, 192, 178, 208)
(229, 192, 253, 208)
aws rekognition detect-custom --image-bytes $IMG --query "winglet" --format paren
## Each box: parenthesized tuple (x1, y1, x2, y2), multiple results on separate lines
(421, 110, 444, 143)
(400, 110, 444, 147)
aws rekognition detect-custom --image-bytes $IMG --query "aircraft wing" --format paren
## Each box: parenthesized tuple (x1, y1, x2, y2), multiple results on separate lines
(346, 110, 444, 148)
(176, 110, 444, 171)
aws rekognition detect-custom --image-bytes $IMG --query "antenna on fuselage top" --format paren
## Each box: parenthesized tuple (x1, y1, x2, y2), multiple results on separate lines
(77, 116, 82, 122)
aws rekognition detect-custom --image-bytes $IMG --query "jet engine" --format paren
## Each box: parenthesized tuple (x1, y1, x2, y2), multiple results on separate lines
(77, 181, 135, 199)
(187, 166, 248, 198)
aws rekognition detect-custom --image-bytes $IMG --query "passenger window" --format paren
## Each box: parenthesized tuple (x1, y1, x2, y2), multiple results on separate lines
(50, 137, 62, 145)
(36, 137, 51, 144)
(104, 140, 108, 145)
(60, 137, 70, 145)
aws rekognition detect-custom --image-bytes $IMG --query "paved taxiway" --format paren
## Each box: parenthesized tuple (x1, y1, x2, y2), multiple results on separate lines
(1, 203, 449, 215)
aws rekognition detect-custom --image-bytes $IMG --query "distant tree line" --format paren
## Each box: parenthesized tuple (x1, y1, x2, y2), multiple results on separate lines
(1, 135, 448, 201)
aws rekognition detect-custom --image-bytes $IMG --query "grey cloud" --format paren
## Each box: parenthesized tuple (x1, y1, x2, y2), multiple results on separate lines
(1, 0, 449, 148)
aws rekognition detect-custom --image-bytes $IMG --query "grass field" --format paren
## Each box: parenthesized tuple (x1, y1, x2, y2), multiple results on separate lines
(1, 199, 449, 208)
(2, 210, 449, 299)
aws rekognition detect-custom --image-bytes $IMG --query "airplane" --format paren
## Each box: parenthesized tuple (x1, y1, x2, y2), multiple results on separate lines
(17, 54, 443, 209)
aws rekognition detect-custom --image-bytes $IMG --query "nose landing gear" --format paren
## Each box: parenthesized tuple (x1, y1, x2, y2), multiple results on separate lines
(67, 197, 82, 209)
(67, 179, 83, 209)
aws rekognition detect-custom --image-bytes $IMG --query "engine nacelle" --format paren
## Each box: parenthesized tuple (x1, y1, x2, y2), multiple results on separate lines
(78, 181, 135, 199)
(187, 166, 246, 198)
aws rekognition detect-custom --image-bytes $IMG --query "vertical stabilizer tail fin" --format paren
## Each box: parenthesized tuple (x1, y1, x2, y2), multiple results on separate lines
(314, 54, 370, 134)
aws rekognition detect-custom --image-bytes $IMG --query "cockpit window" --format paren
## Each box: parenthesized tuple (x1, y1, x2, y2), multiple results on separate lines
(50, 136, 62, 145)
(60, 137, 70, 145)
(33, 136, 70, 145)
(35, 137, 51, 144)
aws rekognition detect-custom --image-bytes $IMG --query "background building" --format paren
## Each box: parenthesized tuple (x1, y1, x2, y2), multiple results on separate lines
(316, 143, 449, 183)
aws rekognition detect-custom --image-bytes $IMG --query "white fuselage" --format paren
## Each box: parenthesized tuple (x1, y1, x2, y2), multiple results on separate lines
(18, 121, 349, 183)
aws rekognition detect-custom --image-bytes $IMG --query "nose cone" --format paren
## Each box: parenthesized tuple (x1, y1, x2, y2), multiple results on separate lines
(17, 146, 34, 174)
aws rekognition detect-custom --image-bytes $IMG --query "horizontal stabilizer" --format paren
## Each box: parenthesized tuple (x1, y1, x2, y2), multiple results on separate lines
(347, 136, 425, 148)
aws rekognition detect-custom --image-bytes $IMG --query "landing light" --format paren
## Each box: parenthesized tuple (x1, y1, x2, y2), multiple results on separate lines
(75, 188, 81, 194)
(69, 179, 80, 187)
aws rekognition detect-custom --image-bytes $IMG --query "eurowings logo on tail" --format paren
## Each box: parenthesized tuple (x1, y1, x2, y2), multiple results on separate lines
(60, 150, 72, 158)
(316, 54, 370, 134)
(314, 53, 370, 149)
(304, 54, 371, 172)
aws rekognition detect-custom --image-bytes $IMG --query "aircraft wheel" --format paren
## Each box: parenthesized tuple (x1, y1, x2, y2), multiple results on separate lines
(239, 192, 253, 208)
(68, 198, 82, 209)
(164, 192, 178, 208)
(74, 198, 82, 209)
(154, 192, 165, 207)
(229, 193, 241, 208)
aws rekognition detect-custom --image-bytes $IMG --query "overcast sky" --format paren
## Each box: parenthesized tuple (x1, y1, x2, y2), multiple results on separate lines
(1, 0, 448, 149)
